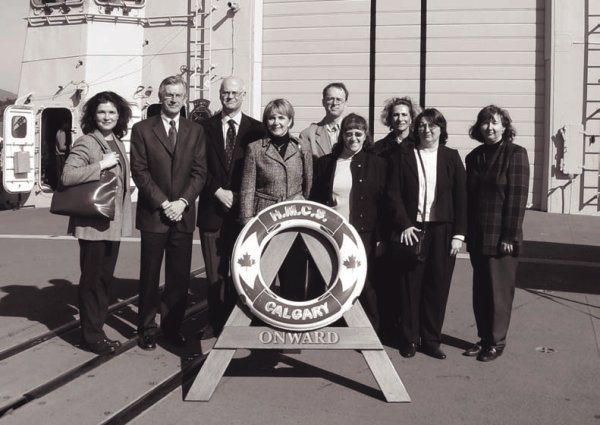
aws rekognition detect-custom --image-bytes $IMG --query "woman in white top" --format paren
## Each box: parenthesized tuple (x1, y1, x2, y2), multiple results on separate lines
(387, 108, 467, 359)
(311, 113, 387, 330)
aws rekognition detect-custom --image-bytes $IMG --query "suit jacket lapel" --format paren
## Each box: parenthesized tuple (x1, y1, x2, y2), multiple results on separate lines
(151, 116, 174, 156)
(282, 140, 299, 162)
(109, 131, 131, 193)
(314, 124, 330, 156)
(264, 139, 285, 165)
(435, 146, 448, 200)
(210, 115, 228, 171)
(404, 145, 419, 179)
(174, 118, 191, 157)
(91, 129, 111, 153)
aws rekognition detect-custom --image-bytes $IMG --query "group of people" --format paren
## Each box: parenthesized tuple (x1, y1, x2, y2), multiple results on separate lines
(60, 76, 529, 364)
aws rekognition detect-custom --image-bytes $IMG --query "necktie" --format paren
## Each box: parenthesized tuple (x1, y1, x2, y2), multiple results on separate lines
(226, 119, 236, 168)
(168, 120, 177, 149)
(330, 123, 339, 148)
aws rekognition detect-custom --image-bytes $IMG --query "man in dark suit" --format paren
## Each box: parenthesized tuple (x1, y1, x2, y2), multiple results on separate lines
(196, 76, 264, 340)
(131, 75, 207, 350)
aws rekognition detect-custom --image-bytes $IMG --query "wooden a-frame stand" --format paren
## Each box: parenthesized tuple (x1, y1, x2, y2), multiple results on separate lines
(185, 231, 411, 403)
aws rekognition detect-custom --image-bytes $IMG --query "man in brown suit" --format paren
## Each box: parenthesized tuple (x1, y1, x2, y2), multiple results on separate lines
(299, 82, 349, 159)
(131, 76, 207, 350)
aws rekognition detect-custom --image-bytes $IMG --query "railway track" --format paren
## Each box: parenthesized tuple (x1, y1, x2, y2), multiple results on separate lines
(0, 267, 208, 425)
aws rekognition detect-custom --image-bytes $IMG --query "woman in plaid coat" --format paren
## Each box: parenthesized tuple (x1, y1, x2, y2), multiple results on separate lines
(463, 105, 530, 362)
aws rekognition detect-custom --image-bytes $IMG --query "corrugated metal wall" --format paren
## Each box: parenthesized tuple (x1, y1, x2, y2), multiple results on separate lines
(261, 0, 545, 208)
(423, 0, 545, 208)
(262, 0, 372, 132)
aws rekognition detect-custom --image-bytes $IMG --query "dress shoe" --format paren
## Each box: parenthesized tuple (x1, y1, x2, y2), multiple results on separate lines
(420, 343, 447, 359)
(138, 334, 157, 351)
(463, 342, 483, 357)
(477, 346, 500, 362)
(104, 338, 122, 349)
(163, 332, 187, 347)
(399, 342, 417, 358)
(86, 338, 117, 355)
(197, 325, 216, 341)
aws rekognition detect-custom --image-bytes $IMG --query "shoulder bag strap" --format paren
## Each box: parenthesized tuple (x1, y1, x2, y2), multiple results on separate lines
(415, 148, 427, 223)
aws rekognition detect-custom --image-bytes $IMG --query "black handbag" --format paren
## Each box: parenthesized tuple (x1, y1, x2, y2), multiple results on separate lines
(390, 227, 426, 262)
(390, 148, 428, 262)
(50, 134, 118, 220)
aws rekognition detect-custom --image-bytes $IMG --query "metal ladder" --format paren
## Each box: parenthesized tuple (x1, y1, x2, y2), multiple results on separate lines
(583, 2, 600, 211)
(187, 0, 213, 109)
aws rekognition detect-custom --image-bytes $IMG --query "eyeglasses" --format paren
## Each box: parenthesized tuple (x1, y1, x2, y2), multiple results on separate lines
(417, 123, 439, 131)
(220, 91, 244, 98)
(162, 93, 185, 100)
(343, 130, 365, 139)
(325, 97, 346, 105)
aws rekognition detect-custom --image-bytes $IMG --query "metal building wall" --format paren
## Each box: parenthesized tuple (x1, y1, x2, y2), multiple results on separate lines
(423, 0, 545, 209)
(261, 0, 372, 133)
(259, 0, 545, 209)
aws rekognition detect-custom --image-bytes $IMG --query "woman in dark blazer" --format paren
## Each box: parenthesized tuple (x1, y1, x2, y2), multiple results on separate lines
(388, 108, 467, 359)
(61, 91, 132, 355)
(239, 98, 312, 300)
(311, 113, 386, 330)
(463, 105, 529, 362)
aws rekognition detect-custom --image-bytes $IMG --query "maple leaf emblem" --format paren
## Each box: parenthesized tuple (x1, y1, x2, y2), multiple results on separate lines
(237, 253, 255, 269)
(343, 255, 361, 269)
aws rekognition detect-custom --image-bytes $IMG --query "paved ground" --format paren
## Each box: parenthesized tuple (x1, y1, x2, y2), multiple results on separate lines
(0, 207, 598, 425)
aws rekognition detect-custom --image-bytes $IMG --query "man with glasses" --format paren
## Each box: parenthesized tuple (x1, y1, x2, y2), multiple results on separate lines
(196, 76, 265, 348)
(131, 75, 207, 351)
(299, 82, 349, 159)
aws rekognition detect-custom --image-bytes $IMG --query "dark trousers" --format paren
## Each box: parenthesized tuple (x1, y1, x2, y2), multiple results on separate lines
(359, 232, 380, 332)
(138, 229, 193, 336)
(470, 252, 518, 348)
(397, 222, 455, 345)
(199, 221, 241, 333)
(372, 250, 400, 336)
(78, 239, 120, 344)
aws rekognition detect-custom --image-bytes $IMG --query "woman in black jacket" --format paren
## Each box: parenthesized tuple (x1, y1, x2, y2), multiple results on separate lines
(311, 113, 386, 331)
(387, 108, 467, 359)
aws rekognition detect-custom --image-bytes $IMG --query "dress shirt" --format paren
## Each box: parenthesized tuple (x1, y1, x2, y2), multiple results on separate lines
(326, 121, 340, 149)
(415, 147, 438, 222)
(161, 113, 180, 136)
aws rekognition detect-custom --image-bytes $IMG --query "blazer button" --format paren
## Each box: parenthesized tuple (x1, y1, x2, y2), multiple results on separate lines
(359, 214, 363, 218)
(359, 179, 363, 182)
(358, 164, 362, 167)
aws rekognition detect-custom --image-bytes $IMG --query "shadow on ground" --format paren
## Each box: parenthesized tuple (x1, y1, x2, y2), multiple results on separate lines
(0, 277, 140, 347)
(517, 241, 600, 295)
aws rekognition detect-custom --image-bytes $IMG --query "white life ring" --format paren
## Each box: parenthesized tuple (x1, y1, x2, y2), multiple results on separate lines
(231, 200, 367, 331)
